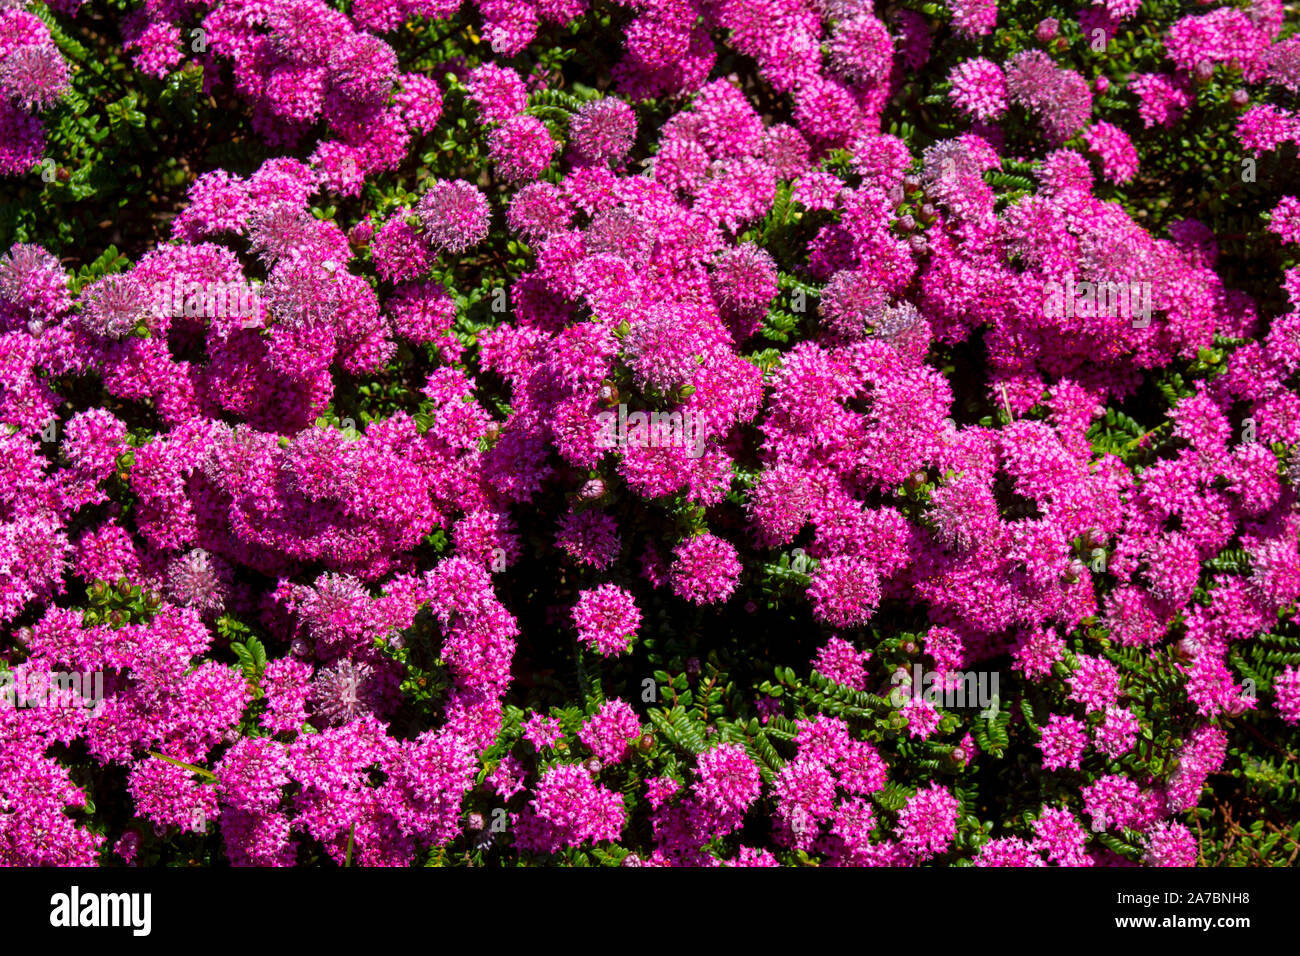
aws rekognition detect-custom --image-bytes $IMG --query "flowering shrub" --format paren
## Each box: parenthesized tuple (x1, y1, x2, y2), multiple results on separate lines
(1, 0, 1299, 868)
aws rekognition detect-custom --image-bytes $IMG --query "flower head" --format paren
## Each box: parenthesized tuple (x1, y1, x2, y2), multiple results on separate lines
(167, 549, 230, 617)
(0, 43, 69, 110)
(416, 180, 491, 253)
(569, 98, 636, 165)
(573, 584, 641, 657)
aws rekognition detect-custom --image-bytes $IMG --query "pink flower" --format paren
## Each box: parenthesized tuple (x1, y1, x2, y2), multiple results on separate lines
(945, 0, 997, 38)
(645, 776, 680, 809)
(948, 58, 1007, 121)
(1142, 821, 1198, 866)
(1067, 654, 1122, 714)
(488, 115, 556, 183)
(512, 763, 626, 854)
(670, 533, 741, 605)
(556, 509, 621, 569)
(1032, 806, 1092, 866)
(572, 584, 641, 657)
(807, 555, 882, 627)
(900, 696, 943, 740)
(578, 698, 642, 766)
(1037, 714, 1088, 771)
(1267, 196, 1300, 246)
(895, 783, 959, 860)
(415, 180, 491, 253)
(522, 712, 565, 750)
(1083, 122, 1139, 183)
(975, 837, 1044, 867)
(693, 744, 761, 825)
(1129, 73, 1191, 129)
(812, 637, 872, 691)
(569, 98, 636, 165)
(1013, 628, 1065, 680)
(1236, 104, 1298, 156)
(1275, 666, 1300, 725)
(1094, 706, 1140, 758)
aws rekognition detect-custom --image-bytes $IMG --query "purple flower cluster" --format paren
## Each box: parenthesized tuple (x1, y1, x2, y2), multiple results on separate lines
(572, 584, 641, 657)
(0, 7, 69, 175)
(1, 0, 1298, 869)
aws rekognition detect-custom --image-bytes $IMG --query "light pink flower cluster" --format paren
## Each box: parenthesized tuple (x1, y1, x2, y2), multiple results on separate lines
(0, 7, 70, 175)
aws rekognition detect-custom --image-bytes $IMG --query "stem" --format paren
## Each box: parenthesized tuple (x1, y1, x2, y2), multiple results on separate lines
(147, 750, 216, 781)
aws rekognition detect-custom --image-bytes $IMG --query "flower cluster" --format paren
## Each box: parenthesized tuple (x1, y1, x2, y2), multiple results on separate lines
(0, 0, 1297, 870)
(0, 6, 69, 175)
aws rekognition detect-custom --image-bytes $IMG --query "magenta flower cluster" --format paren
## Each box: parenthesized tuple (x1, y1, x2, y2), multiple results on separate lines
(0, 0, 1297, 868)
(0, 6, 70, 175)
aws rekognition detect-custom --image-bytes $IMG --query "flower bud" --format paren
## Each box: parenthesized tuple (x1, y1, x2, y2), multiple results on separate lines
(467, 812, 485, 830)
(1225, 696, 1252, 717)
(583, 757, 602, 775)
(1035, 18, 1058, 42)
(637, 734, 655, 753)
(579, 478, 605, 500)
(1230, 89, 1249, 108)
(348, 223, 372, 251)
(918, 203, 937, 224)
(1094, 75, 1110, 94)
